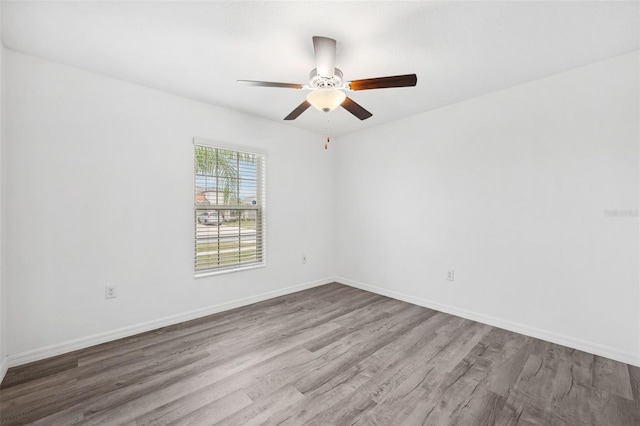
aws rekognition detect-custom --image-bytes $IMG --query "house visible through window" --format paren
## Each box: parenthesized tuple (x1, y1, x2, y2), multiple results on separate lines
(194, 142, 266, 275)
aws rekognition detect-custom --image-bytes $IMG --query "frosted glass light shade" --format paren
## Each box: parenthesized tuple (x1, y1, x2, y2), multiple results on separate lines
(306, 89, 346, 112)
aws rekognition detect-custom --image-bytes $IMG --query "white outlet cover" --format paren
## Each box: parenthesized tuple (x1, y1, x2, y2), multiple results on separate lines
(105, 285, 118, 299)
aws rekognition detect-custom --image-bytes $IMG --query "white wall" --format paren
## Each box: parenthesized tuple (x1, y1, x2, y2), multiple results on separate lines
(334, 52, 640, 365)
(0, 3, 7, 382)
(5, 50, 335, 361)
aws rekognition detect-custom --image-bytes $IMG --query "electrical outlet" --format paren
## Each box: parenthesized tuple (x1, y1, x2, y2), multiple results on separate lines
(105, 285, 118, 299)
(301, 254, 307, 264)
(447, 270, 455, 282)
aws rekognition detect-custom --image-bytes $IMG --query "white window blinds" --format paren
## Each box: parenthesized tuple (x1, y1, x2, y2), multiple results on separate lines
(194, 143, 266, 275)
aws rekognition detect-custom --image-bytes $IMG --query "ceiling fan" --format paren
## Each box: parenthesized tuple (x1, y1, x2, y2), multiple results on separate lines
(237, 36, 417, 121)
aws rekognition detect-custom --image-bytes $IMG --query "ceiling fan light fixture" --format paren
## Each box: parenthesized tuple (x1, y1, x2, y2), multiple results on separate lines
(306, 88, 346, 112)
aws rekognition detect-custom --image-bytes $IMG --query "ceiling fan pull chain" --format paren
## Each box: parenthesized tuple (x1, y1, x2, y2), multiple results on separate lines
(325, 118, 331, 150)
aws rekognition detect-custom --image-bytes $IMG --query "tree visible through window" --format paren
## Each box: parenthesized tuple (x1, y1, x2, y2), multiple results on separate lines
(194, 144, 265, 275)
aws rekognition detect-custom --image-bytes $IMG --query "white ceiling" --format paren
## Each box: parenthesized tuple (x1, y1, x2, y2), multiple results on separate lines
(2, 1, 639, 137)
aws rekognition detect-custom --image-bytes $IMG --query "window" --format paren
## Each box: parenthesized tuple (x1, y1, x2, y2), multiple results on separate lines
(194, 141, 266, 276)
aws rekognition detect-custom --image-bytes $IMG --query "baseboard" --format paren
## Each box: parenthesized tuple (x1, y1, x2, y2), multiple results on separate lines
(7, 277, 336, 368)
(0, 356, 7, 385)
(337, 277, 640, 367)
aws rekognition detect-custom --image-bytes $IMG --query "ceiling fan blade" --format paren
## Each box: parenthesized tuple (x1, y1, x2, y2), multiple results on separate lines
(348, 74, 417, 91)
(284, 100, 311, 120)
(312, 36, 336, 78)
(341, 97, 373, 120)
(237, 80, 303, 89)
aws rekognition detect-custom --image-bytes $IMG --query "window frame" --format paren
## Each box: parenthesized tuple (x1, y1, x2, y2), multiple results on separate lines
(193, 138, 266, 277)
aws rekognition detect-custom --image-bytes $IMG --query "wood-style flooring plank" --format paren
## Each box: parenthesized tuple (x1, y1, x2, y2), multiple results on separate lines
(1, 283, 638, 426)
(593, 355, 633, 400)
(166, 389, 253, 426)
(80, 323, 341, 425)
(214, 385, 305, 426)
(0, 355, 78, 389)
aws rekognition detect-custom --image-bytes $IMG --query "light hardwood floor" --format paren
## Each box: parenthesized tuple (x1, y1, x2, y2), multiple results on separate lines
(1, 283, 639, 425)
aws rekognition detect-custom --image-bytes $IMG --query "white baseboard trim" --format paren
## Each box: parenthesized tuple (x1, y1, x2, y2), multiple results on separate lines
(7, 277, 336, 368)
(337, 277, 640, 367)
(0, 356, 8, 385)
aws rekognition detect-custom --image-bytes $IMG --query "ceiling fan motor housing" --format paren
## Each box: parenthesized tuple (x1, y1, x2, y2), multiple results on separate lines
(309, 68, 344, 89)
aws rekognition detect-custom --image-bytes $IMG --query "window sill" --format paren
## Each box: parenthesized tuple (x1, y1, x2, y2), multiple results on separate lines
(194, 262, 266, 278)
